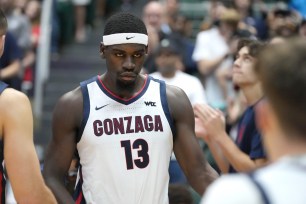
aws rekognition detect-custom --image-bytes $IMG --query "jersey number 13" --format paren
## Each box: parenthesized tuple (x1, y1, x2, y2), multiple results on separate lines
(121, 139, 150, 170)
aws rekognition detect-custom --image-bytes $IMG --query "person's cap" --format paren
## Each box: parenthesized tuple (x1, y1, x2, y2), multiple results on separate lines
(219, 8, 241, 23)
(156, 39, 179, 55)
(273, 2, 292, 17)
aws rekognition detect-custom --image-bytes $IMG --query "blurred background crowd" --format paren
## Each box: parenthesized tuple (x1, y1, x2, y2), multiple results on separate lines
(1, 0, 306, 203)
(1, 0, 305, 105)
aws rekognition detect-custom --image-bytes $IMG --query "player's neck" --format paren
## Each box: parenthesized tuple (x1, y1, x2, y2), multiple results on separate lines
(101, 74, 147, 99)
(241, 82, 263, 106)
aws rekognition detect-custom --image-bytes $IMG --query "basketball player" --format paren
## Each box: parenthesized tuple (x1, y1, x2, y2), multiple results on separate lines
(0, 9, 56, 204)
(194, 39, 267, 174)
(43, 12, 218, 204)
(201, 37, 306, 204)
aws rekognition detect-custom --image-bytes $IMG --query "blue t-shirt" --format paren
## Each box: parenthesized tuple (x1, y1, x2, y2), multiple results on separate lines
(229, 102, 266, 173)
(0, 32, 22, 90)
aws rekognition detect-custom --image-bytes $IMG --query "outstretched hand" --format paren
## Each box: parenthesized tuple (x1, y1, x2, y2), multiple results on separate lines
(194, 104, 226, 143)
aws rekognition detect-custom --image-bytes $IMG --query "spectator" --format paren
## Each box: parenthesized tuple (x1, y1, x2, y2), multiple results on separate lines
(72, 0, 92, 43)
(23, 0, 42, 95)
(168, 14, 198, 74)
(201, 37, 306, 204)
(0, 32, 21, 90)
(0, 0, 33, 92)
(199, 0, 227, 32)
(151, 38, 207, 184)
(267, 2, 300, 38)
(194, 38, 267, 174)
(143, 24, 160, 74)
(151, 38, 207, 106)
(192, 8, 239, 111)
(143, 1, 171, 41)
(233, 0, 268, 40)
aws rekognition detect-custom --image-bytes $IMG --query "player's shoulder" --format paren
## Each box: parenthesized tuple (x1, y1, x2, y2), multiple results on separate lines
(165, 83, 193, 118)
(165, 83, 187, 99)
(0, 89, 32, 122)
(61, 86, 82, 101)
(0, 88, 30, 108)
(56, 86, 82, 111)
(201, 174, 263, 204)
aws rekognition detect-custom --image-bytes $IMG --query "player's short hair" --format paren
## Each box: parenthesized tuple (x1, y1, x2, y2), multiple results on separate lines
(0, 9, 7, 35)
(237, 38, 265, 58)
(255, 38, 306, 140)
(103, 12, 147, 36)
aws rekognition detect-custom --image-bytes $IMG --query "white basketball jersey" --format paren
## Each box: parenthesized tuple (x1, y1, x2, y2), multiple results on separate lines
(74, 75, 174, 204)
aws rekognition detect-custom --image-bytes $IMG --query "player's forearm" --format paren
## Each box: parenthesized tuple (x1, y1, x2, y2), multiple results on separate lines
(216, 135, 257, 172)
(186, 160, 218, 195)
(44, 177, 74, 204)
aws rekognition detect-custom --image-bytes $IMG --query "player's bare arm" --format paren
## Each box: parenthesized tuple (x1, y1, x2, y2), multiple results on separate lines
(1, 88, 56, 204)
(166, 85, 218, 195)
(43, 87, 83, 204)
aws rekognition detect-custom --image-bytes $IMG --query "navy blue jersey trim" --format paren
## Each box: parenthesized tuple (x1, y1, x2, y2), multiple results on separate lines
(247, 172, 270, 204)
(151, 77, 175, 136)
(73, 165, 86, 204)
(0, 81, 8, 94)
(77, 77, 96, 143)
(96, 75, 151, 105)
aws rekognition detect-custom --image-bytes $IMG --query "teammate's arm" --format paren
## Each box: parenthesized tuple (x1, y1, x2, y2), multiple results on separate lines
(166, 85, 218, 195)
(43, 88, 83, 204)
(1, 88, 56, 204)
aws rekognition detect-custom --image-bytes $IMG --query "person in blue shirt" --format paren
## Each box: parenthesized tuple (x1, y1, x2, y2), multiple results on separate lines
(0, 31, 22, 90)
(194, 38, 267, 174)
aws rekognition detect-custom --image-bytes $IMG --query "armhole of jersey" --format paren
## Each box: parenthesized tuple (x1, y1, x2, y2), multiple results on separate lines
(158, 79, 175, 136)
(247, 172, 271, 204)
(73, 165, 87, 204)
(76, 77, 96, 143)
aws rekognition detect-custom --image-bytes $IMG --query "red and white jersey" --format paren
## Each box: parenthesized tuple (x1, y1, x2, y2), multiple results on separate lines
(74, 75, 174, 204)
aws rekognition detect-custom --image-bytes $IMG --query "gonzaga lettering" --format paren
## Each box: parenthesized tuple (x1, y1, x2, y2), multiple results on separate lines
(93, 115, 163, 136)
(74, 75, 174, 204)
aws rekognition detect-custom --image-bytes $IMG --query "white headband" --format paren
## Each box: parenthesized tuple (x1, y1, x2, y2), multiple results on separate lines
(103, 33, 148, 46)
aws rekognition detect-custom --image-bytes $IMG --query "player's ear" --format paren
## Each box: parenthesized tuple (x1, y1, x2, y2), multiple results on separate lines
(100, 42, 106, 59)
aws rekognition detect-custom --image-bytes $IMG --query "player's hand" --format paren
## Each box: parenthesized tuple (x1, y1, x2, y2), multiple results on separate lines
(194, 104, 226, 142)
